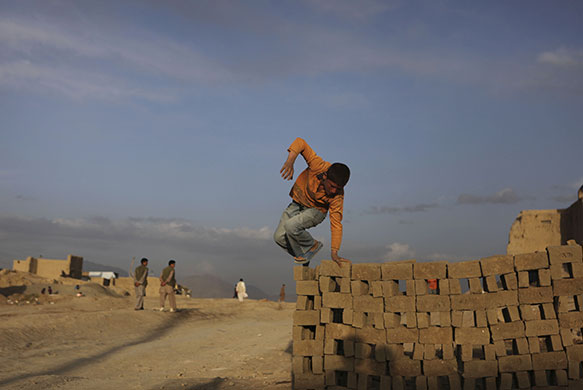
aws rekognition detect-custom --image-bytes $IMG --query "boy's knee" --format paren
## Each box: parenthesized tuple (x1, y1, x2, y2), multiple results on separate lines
(273, 230, 285, 246)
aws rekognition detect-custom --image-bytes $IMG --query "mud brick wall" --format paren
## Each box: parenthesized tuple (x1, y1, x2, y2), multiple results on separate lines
(292, 244, 583, 390)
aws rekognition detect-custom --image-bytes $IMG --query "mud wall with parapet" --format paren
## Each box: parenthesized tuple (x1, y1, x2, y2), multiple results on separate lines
(12, 255, 83, 279)
(508, 199, 583, 255)
(292, 244, 583, 390)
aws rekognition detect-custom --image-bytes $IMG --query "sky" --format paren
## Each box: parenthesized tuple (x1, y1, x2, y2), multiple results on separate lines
(1, 0, 582, 295)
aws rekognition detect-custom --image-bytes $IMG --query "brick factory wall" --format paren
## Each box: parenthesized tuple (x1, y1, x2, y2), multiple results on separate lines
(115, 276, 160, 297)
(12, 255, 84, 279)
(292, 244, 583, 390)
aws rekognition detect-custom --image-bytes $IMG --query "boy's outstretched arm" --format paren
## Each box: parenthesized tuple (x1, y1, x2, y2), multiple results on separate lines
(280, 149, 299, 181)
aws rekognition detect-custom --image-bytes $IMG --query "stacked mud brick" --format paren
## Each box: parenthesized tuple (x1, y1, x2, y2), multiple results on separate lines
(292, 244, 583, 390)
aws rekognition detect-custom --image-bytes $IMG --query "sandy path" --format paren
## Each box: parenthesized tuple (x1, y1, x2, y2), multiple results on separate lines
(0, 295, 294, 390)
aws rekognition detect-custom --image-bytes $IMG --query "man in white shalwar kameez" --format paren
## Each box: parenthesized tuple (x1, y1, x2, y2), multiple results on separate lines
(236, 278, 247, 302)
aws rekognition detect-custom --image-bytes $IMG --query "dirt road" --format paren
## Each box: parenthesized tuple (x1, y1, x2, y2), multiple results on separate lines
(0, 294, 294, 390)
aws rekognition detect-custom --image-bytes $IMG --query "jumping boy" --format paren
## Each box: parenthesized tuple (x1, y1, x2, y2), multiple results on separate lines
(274, 137, 351, 266)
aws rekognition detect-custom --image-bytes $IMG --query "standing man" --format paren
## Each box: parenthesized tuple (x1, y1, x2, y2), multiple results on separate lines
(134, 257, 149, 310)
(236, 278, 247, 302)
(274, 137, 351, 266)
(279, 284, 286, 302)
(159, 260, 177, 312)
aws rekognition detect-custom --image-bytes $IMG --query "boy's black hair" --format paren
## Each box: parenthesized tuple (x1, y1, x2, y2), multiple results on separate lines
(140, 257, 148, 264)
(327, 163, 350, 187)
(169, 259, 176, 265)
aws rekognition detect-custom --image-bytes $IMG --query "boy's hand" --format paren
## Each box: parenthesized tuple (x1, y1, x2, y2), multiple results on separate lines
(280, 150, 298, 180)
(332, 250, 351, 266)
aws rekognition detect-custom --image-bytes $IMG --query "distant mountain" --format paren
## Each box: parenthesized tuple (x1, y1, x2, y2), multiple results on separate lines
(83, 260, 129, 277)
(180, 273, 271, 300)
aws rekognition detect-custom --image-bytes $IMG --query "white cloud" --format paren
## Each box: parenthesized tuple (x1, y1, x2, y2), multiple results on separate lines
(457, 188, 524, 205)
(538, 47, 583, 67)
(383, 242, 415, 261)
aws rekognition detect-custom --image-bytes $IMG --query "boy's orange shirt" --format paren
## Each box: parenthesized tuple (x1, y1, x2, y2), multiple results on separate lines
(288, 138, 344, 251)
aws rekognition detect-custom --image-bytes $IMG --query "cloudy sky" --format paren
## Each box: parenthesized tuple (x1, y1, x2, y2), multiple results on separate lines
(1, 0, 582, 294)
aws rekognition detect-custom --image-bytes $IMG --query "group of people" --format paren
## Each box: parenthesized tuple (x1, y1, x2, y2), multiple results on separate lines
(133, 137, 351, 308)
(133, 258, 178, 312)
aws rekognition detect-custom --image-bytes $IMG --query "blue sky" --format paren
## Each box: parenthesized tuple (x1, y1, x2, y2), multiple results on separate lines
(1, 0, 582, 295)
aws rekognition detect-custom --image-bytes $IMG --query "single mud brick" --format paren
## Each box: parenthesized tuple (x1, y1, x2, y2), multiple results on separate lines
(501, 273, 518, 290)
(561, 328, 574, 347)
(383, 312, 401, 328)
(416, 295, 450, 312)
(423, 359, 458, 376)
(519, 304, 541, 321)
(516, 371, 530, 388)
(556, 369, 569, 386)
(354, 296, 384, 313)
(343, 309, 353, 325)
(326, 323, 356, 340)
(448, 374, 462, 390)
(483, 276, 498, 292)
(461, 311, 475, 328)
(319, 276, 334, 292)
(541, 303, 557, 319)
(449, 279, 462, 295)
(517, 271, 530, 288)
(380, 376, 392, 390)
(528, 336, 541, 354)
(569, 362, 581, 379)
(381, 280, 400, 297)
(484, 344, 496, 360)
(448, 260, 482, 278)
(318, 260, 351, 277)
(451, 293, 486, 311)
(487, 290, 519, 308)
(381, 262, 413, 280)
(385, 295, 415, 312)
(389, 359, 422, 376)
(514, 251, 549, 271)
(351, 280, 369, 296)
(386, 327, 419, 343)
(554, 278, 583, 296)
(567, 345, 583, 362)
(416, 376, 428, 390)
(493, 339, 506, 357)
(324, 355, 354, 371)
(507, 306, 521, 322)
(430, 311, 440, 326)
(539, 268, 552, 286)
(374, 345, 386, 361)
(404, 279, 415, 296)
(344, 340, 355, 357)
(486, 309, 499, 325)
(420, 327, 453, 344)
(417, 312, 429, 328)
(355, 342, 372, 359)
(551, 334, 564, 351)
(499, 355, 533, 372)
(460, 344, 473, 361)
(455, 327, 491, 345)
(547, 245, 583, 265)
(297, 295, 309, 310)
(297, 280, 320, 295)
(559, 312, 583, 329)
(414, 262, 447, 279)
(356, 327, 386, 345)
(518, 286, 553, 304)
(451, 311, 463, 327)
(480, 254, 514, 276)
(532, 351, 568, 370)
(294, 340, 324, 356)
(323, 292, 353, 309)
(441, 312, 452, 327)
(443, 343, 455, 360)
(294, 373, 326, 389)
(370, 281, 383, 297)
(352, 263, 381, 281)
(294, 265, 315, 280)
(314, 295, 322, 309)
(414, 279, 427, 296)
(294, 310, 320, 326)
(476, 310, 488, 327)
(352, 312, 365, 328)
(338, 277, 351, 293)
(462, 360, 498, 378)
(500, 373, 513, 390)
(405, 311, 418, 328)
(323, 338, 335, 354)
(439, 279, 451, 295)
(573, 262, 583, 278)
(469, 277, 483, 293)
(320, 308, 332, 324)
(392, 376, 405, 390)
(372, 312, 385, 330)
(516, 337, 530, 355)
(490, 321, 525, 341)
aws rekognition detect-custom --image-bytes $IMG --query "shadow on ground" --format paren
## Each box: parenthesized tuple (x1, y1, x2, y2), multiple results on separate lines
(0, 308, 214, 388)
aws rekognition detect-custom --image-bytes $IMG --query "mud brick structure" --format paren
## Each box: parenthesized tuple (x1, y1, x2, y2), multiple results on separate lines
(13, 254, 83, 279)
(292, 244, 583, 389)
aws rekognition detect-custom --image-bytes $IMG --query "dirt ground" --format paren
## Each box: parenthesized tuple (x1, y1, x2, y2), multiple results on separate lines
(0, 271, 295, 390)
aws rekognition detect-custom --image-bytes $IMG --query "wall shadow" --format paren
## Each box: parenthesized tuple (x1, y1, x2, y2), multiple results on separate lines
(0, 285, 26, 297)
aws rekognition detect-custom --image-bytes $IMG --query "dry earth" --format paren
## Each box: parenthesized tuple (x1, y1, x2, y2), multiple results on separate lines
(0, 271, 295, 390)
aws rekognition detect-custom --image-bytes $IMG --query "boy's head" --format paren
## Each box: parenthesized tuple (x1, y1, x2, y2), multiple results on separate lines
(141, 258, 148, 265)
(324, 163, 350, 196)
(169, 260, 176, 267)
